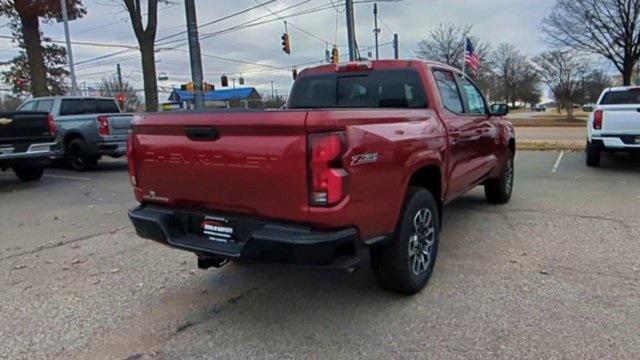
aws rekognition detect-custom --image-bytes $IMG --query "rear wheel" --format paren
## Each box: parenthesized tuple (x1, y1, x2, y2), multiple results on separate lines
(485, 154, 514, 204)
(66, 138, 97, 171)
(13, 165, 44, 182)
(370, 187, 440, 295)
(586, 141, 601, 167)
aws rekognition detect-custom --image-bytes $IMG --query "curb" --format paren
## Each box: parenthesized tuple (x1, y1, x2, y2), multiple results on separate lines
(517, 141, 585, 152)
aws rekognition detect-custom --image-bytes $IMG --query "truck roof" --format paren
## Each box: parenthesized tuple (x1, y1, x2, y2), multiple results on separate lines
(603, 86, 640, 92)
(299, 59, 463, 77)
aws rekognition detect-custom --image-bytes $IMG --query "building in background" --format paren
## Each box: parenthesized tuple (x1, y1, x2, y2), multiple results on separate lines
(168, 87, 262, 110)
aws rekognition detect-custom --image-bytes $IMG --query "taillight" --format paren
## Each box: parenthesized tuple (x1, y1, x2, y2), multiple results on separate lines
(593, 110, 603, 130)
(309, 132, 348, 207)
(97, 115, 110, 136)
(336, 61, 373, 72)
(127, 131, 137, 186)
(46, 114, 57, 136)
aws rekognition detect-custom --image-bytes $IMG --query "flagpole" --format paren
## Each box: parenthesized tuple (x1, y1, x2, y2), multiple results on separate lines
(461, 37, 466, 76)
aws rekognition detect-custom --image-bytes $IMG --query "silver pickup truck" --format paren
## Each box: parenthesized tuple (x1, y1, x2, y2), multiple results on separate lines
(18, 96, 133, 171)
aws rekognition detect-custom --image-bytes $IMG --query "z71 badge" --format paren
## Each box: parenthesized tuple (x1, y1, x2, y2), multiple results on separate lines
(351, 153, 379, 166)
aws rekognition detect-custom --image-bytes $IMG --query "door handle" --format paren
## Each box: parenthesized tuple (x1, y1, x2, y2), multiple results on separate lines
(184, 127, 220, 141)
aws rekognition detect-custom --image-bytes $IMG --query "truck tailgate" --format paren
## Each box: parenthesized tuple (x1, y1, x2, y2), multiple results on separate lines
(132, 110, 310, 222)
(106, 114, 133, 135)
(0, 111, 51, 142)
(601, 105, 640, 133)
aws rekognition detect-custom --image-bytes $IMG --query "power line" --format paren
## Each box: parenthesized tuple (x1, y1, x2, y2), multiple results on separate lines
(71, 0, 394, 69)
(70, 0, 317, 67)
(155, 0, 279, 44)
(0, 35, 138, 50)
(372, 4, 412, 56)
(254, 0, 335, 45)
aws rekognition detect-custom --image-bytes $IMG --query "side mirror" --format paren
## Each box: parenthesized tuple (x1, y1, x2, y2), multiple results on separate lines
(490, 103, 509, 117)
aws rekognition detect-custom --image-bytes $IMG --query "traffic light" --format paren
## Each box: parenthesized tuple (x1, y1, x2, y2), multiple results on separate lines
(221, 75, 229, 87)
(116, 93, 125, 109)
(331, 46, 339, 64)
(292, 68, 298, 80)
(238, 77, 244, 86)
(281, 33, 291, 54)
(14, 79, 25, 91)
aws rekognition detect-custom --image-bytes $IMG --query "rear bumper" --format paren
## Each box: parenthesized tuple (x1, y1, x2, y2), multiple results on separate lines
(0, 142, 54, 166)
(128, 205, 359, 267)
(591, 135, 640, 151)
(98, 139, 127, 156)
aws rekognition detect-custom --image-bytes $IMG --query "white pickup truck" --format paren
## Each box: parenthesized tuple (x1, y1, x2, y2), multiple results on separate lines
(586, 86, 640, 167)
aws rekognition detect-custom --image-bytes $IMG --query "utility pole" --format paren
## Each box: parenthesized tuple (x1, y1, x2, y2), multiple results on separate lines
(116, 64, 124, 109)
(184, 0, 204, 110)
(117, 64, 123, 90)
(345, 0, 357, 61)
(393, 33, 399, 59)
(59, 0, 78, 95)
(270, 81, 275, 99)
(373, 3, 380, 60)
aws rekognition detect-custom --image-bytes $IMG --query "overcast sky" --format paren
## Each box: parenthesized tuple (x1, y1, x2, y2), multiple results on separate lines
(0, 0, 560, 100)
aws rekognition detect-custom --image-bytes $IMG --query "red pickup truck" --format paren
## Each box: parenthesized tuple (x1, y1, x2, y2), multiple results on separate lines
(128, 60, 515, 294)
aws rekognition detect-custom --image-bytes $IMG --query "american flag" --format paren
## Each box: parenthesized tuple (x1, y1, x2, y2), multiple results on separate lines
(464, 38, 480, 73)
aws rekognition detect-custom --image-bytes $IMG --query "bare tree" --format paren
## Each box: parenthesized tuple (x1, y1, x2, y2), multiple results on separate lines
(542, 0, 640, 86)
(98, 76, 141, 111)
(581, 70, 613, 103)
(0, 0, 85, 96)
(535, 50, 588, 120)
(416, 23, 489, 69)
(491, 43, 523, 105)
(122, 0, 165, 112)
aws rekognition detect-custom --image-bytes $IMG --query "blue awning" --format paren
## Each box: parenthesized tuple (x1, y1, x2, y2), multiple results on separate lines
(170, 87, 259, 102)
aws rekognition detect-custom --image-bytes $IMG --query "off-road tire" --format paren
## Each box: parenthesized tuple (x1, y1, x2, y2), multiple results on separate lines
(485, 154, 514, 204)
(586, 141, 601, 167)
(13, 165, 44, 182)
(370, 187, 440, 295)
(66, 138, 98, 171)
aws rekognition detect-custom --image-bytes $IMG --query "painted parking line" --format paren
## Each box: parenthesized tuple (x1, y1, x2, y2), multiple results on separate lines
(551, 151, 564, 173)
(43, 174, 92, 181)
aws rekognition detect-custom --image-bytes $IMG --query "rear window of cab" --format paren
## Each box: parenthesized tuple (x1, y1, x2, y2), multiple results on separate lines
(600, 89, 640, 105)
(288, 69, 427, 109)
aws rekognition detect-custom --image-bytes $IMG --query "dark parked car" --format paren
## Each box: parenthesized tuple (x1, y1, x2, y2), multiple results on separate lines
(0, 111, 57, 181)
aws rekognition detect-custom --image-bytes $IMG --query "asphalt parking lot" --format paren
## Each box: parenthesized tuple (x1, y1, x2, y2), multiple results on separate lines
(1, 151, 639, 359)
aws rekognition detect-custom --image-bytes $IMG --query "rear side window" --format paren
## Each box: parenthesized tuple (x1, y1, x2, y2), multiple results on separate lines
(600, 89, 640, 105)
(60, 99, 99, 115)
(19, 101, 36, 111)
(288, 69, 427, 109)
(35, 100, 54, 113)
(96, 99, 120, 113)
(433, 69, 464, 113)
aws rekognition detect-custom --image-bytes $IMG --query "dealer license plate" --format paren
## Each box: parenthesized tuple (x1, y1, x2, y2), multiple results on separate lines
(201, 216, 234, 243)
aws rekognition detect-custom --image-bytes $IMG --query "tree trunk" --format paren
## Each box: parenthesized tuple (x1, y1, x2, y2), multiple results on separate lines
(565, 102, 574, 120)
(18, 11, 48, 96)
(139, 41, 158, 112)
(622, 62, 634, 86)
